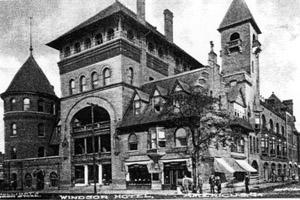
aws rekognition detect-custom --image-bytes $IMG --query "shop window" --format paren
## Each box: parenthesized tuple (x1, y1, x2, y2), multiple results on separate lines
(103, 68, 111, 86)
(107, 28, 114, 40)
(84, 38, 91, 49)
(10, 98, 16, 111)
(128, 164, 151, 184)
(38, 123, 45, 136)
(88, 165, 99, 184)
(79, 76, 87, 92)
(91, 72, 99, 89)
(175, 128, 188, 147)
(50, 172, 58, 187)
(69, 79, 76, 95)
(95, 33, 103, 45)
(102, 164, 112, 185)
(75, 166, 84, 184)
(38, 99, 44, 112)
(74, 42, 81, 53)
(25, 173, 32, 188)
(38, 147, 45, 157)
(64, 46, 71, 57)
(11, 123, 17, 136)
(11, 147, 17, 159)
(23, 98, 30, 111)
(128, 133, 138, 151)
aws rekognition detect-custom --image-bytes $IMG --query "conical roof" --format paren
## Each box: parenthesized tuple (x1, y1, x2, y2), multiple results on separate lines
(218, 0, 261, 34)
(2, 55, 56, 98)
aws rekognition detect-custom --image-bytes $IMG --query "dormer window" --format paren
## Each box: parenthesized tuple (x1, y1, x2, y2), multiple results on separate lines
(134, 101, 141, 115)
(107, 28, 114, 40)
(74, 42, 81, 53)
(95, 33, 103, 45)
(65, 46, 71, 57)
(152, 90, 162, 112)
(84, 38, 91, 49)
(148, 42, 154, 53)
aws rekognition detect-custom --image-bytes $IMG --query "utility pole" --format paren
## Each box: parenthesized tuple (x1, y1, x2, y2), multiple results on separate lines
(87, 103, 97, 194)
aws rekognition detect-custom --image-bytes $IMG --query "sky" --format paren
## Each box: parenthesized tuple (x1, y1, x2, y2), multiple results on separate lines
(0, 0, 300, 152)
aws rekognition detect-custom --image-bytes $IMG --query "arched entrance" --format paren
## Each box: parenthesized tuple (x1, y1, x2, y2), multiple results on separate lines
(263, 163, 269, 181)
(35, 170, 45, 190)
(71, 106, 112, 186)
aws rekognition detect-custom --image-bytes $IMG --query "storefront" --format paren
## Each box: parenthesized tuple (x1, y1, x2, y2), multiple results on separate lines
(163, 161, 191, 190)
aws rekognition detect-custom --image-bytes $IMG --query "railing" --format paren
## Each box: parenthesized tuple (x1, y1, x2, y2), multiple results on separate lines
(72, 121, 110, 133)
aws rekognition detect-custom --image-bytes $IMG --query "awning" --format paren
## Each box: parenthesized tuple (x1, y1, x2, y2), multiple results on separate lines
(235, 159, 257, 173)
(215, 158, 235, 173)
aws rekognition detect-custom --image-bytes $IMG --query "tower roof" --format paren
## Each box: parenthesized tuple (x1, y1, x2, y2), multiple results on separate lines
(2, 55, 56, 98)
(218, 0, 261, 34)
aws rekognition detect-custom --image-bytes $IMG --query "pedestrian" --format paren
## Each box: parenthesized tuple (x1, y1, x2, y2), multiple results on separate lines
(245, 174, 250, 194)
(182, 174, 189, 193)
(197, 175, 203, 194)
(209, 174, 215, 194)
(215, 176, 221, 194)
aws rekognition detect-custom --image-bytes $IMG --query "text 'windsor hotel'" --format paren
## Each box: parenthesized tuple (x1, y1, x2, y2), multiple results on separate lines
(1, 0, 299, 191)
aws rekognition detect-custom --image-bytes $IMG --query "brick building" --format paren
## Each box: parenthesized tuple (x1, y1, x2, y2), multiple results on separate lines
(1, 0, 299, 191)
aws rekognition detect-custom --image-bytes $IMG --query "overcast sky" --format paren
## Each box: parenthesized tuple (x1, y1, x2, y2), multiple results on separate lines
(0, 0, 300, 152)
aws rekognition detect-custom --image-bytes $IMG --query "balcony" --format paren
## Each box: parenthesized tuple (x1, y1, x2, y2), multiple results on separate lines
(72, 121, 110, 134)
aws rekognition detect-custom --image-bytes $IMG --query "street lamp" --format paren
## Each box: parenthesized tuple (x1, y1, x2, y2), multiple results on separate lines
(87, 103, 97, 194)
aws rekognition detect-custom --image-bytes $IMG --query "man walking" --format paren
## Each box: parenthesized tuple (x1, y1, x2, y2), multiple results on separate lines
(197, 175, 203, 194)
(209, 174, 215, 194)
(245, 174, 250, 193)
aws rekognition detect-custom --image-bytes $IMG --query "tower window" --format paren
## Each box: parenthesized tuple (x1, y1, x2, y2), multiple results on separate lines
(38, 146, 45, 157)
(10, 98, 16, 111)
(91, 72, 99, 89)
(69, 79, 75, 95)
(38, 123, 45, 137)
(84, 38, 91, 49)
(11, 147, 17, 159)
(103, 68, 111, 86)
(230, 32, 240, 41)
(74, 42, 81, 53)
(11, 123, 17, 136)
(23, 98, 30, 111)
(79, 76, 87, 92)
(95, 33, 103, 45)
(128, 67, 134, 85)
(65, 46, 71, 57)
(107, 28, 114, 40)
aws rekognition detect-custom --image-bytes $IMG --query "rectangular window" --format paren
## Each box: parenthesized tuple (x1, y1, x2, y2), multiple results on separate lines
(157, 128, 166, 148)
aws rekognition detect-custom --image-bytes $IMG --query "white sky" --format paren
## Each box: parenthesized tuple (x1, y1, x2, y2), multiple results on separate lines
(0, 0, 300, 152)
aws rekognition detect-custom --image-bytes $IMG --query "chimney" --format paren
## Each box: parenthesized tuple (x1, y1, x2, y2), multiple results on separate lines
(164, 9, 173, 42)
(137, 0, 145, 22)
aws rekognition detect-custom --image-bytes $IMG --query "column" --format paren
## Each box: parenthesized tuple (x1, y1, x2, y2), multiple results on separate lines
(84, 165, 88, 185)
(98, 164, 103, 185)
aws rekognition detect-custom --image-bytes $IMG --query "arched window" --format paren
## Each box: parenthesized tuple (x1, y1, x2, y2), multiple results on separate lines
(38, 123, 45, 137)
(11, 147, 17, 159)
(74, 42, 81, 53)
(10, 98, 16, 111)
(69, 79, 76, 95)
(148, 42, 154, 52)
(23, 98, 30, 111)
(38, 99, 44, 112)
(84, 38, 91, 49)
(91, 72, 99, 89)
(50, 172, 58, 187)
(11, 123, 17, 136)
(269, 119, 274, 131)
(127, 30, 134, 40)
(79, 76, 87, 92)
(25, 173, 32, 188)
(128, 68, 134, 85)
(65, 46, 71, 57)
(158, 47, 164, 58)
(107, 28, 114, 40)
(103, 68, 111, 86)
(128, 133, 138, 151)
(175, 128, 188, 147)
(262, 114, 266, 128)
(276, 123, 279, 134)
(230, 32, 240, 41)
(38, 146, 45, 157)
(95, 33, 103, 45)
(281, 126, 285, 136)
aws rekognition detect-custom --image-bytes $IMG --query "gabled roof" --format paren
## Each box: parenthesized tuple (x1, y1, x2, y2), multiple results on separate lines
(218, 0, 261, 34)
(1, 55, 56, 98)
(155, 85, 168, 97)
(135, 89, 150, 102)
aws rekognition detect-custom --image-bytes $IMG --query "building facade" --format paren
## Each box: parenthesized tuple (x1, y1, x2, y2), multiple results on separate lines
(1, 0, 299, 191)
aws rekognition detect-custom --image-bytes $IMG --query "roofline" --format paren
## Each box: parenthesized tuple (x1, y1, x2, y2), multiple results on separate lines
(1, 91, 59, 101)
(218, 18, 262, 34)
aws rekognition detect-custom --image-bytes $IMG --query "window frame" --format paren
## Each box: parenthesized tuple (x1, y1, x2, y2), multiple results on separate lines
(11, 123, 17, 136)
(128, 133, 138, 151)
(79, 76, 87, 92)
(69, 79, 76, 95)
(91, 72, 99, 89)
(23, 98, 30, 111)
(103, 68, 111, 86)
(128, 67, 134, 85)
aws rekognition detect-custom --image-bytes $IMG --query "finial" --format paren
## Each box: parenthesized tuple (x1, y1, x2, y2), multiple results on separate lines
(210, 41, 214, 52)
(29, 17, 33, 55)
